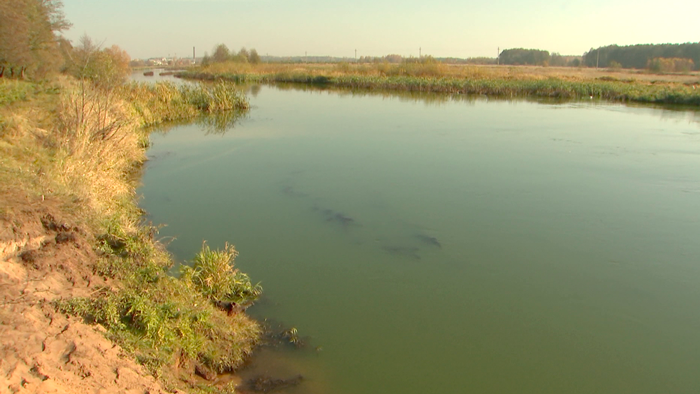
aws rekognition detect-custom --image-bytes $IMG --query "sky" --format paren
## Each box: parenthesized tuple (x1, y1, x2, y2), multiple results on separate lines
(60, 0, 700, 60)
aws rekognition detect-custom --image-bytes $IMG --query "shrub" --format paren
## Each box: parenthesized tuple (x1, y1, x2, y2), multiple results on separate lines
(66, 36, 131, 89)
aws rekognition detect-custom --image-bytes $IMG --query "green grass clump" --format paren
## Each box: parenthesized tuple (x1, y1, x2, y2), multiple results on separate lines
(0, 80, 34, 105)
(180, 81, 250, 112)
(181, 242, 262, 305)
(57, 239, 262, 376)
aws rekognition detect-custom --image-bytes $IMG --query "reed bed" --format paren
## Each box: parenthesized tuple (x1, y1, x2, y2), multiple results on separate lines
(178, 63, 700, 106)
(120, 81, 249, 127)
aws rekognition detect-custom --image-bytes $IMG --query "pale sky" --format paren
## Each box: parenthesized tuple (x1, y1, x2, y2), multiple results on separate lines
(61, 0, 699, 60)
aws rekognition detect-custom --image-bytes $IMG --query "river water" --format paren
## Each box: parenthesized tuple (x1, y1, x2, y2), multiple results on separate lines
(139, 84, 700, 394)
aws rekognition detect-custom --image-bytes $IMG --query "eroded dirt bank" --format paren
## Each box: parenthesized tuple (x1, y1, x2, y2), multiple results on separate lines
(0, 196, 171, 394)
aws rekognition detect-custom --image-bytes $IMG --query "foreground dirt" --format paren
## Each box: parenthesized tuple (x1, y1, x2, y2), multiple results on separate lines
(0, 195, 170, 394)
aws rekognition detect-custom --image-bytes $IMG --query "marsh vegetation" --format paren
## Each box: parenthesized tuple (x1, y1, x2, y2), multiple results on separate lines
(178, 60, 700, 105)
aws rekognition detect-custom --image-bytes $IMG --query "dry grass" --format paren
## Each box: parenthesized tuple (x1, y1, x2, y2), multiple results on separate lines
(54, 82, 145, 228)
(470, 64, 700, 84)
(181, 62, 700, 105)
(198, 62, 700, 84)
(0, 79, 68, 217)
(1, 77, 249, 232)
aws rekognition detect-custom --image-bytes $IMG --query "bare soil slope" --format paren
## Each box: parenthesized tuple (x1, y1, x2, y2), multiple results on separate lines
(0, 195, 171, 394)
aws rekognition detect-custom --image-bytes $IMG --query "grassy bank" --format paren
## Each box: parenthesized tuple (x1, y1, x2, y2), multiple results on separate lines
(177, 62, 700, 106)
(1, 76, 256, 392)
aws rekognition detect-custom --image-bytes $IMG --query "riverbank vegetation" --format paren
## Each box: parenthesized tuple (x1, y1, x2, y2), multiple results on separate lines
(2, 73, 256, 391)
(2, 1, 259, 392)
(178, 60, 700, 105)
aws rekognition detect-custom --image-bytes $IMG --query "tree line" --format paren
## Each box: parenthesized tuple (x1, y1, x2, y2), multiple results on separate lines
(497, 48, 581, 67)
(357, 54, 498, 65)
(203, 44, 261, 65)
(0, 0, 70, 77)
(0, 0, 130, 84)
(583, 43, 699, 70)
(497, 43, 699, 71)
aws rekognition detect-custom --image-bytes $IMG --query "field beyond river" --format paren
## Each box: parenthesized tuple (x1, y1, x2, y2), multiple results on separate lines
(176, 62, 700, 106)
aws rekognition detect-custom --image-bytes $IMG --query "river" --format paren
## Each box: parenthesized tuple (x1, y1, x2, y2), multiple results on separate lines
(138, 83, 700, 394)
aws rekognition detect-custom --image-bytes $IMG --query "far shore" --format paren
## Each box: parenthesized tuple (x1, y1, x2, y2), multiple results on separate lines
(175, 62, 700, 106)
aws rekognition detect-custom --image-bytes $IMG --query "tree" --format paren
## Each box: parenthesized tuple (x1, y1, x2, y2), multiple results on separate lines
(0, 0, 71, 78)
(550, 52, 566, 67)
(499, 48, 550, 66)
(385, 54, 403, 63)
(237, 47, 249, 62)
(65, 34, 131, 88)
(211, 44, 231, 63)
(249, 48, 261, 64)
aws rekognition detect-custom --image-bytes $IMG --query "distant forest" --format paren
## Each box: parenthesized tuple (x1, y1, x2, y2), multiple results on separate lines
(497, 48, 580, 67)
(496, 43, 699, 71)
(583, 43, 700, 70)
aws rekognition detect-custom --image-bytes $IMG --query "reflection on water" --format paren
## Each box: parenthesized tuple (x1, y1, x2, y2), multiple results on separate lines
(196, 110, 249, 135)
(139, 84, 700, 394)
(245, 81, 700, 123)
(129, 69, 187, 84)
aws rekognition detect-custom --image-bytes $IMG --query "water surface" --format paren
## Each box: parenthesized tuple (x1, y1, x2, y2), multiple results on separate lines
(139, 85, 700, 394)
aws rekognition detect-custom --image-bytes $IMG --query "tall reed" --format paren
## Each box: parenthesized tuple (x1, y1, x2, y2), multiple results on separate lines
(178, 64, 700, 105)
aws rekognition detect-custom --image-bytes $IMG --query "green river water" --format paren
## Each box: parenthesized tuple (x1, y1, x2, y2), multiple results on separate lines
(139, 84, 700, 394)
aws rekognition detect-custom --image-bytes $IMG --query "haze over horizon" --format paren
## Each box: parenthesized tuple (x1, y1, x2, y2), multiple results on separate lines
(62, 0, 699, 60)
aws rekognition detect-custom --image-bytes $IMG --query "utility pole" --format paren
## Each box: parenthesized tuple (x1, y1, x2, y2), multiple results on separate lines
(596, 49, 599, 69)
(497, 47, 500, 65)
(419, 47, 422, 58)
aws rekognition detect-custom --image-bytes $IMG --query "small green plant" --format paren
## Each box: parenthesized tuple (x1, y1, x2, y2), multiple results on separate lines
(0, 80, 34, 106)
(282, 327, 302, 346)
(182, 242, 262, 305)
